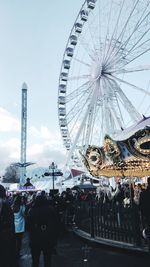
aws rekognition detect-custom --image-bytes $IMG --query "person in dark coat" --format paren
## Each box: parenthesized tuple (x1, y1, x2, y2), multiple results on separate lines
(26, 194, 59, 267)
(139, 177, 150, 248)
(0, 184, 17, 267)
(24, 177, 33, 187)
(139, 178, 150, 225)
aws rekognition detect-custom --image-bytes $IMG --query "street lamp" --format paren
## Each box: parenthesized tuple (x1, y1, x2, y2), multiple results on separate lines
(50, 162, 56, 190)
(44, 162, 63, 190)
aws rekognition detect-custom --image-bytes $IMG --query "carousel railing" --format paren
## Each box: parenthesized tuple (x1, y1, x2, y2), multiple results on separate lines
(74, 199, 147, 249)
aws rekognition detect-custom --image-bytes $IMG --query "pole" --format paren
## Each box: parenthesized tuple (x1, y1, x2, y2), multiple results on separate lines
(90, 200, 94, 238)
(52, 167, 54, 190)
(129, 177, 133, 207)
(20, 82, 28, 186)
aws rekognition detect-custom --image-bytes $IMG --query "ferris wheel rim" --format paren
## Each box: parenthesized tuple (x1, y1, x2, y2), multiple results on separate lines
(58, 0, 91, 159)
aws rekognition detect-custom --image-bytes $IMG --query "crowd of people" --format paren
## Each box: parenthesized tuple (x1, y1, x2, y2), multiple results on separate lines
(0, 184, 75, 267)
(0, 180, 87, 267)
(0, 177, 150, 266)
(95, 179, 150, 243)
(95, 180, 145, 206)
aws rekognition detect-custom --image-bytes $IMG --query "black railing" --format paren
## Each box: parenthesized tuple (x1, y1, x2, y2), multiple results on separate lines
(74, 199, 147, 248)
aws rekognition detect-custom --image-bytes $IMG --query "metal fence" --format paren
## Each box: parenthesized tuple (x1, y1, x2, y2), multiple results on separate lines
(74, 200, 147, 248)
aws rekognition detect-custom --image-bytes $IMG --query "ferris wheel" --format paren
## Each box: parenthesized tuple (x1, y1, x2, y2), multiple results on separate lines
(58, 0, 150, 168)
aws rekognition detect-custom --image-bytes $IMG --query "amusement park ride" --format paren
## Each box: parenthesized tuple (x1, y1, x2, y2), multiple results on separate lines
(58, 0, 150, 179)
(81, 116, 150, 177)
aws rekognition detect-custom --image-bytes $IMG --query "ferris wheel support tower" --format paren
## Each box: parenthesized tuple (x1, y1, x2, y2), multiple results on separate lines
(20, 82, 28, 185)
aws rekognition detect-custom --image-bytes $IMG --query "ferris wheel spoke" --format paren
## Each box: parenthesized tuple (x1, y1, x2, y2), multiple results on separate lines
(101, 77, 123, 134)
(114, 0, 140, 47)
(107, 75, 144, 121)
(145, 104, 150, 115)
(106, 34, 150, 71)
(101, 0, 114, 62)
(106, 23, 150, 70)
(124, 41, 150, 66)
(66, 99, 89, 125)
(126, 20, 150, 54)
(66, 87, 93, 124)
(79, 5, 105, 61)
(103, 76, 125, 129)
(106, 38, 150, 71)
(108, 102, 124, 130)
(86, 12, 101, 59)
(110, 74, 150, 97)
(105, 1, 150, 69)
(66, 82, 95, 124)
(78, 35, 95, 61)
(83, 83, 100, 147)
(66, 81, 92, 102)
(65, 83, 100, 164)
(124, 31, 150, 64)
(113, 65, 150, 74)
(97, 0, 103, 59)
(103, 0, 126, 64)
(73, 57, 90, 67)
(67, 74, 90, 81)
(119, 5, 150, 56)
(100, 78, 111, 134)
(136, 81, 150, 112)
(124, 2, 150, 44)
(68, 102, 89, 136)
(104, 0, 140, 67)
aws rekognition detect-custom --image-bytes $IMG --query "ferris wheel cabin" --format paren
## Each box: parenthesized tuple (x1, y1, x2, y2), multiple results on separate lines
(59, 84, 66, 94)
(75, 23, 82, 33)
(87, 0, 96, 9)
(60, 119, 67, 127)
(70, 35, 78, 46)
(60, 72, 68, 81)
(66, 47, 74, 57)
(61, 129, 68, 138)
(58, 107, 66, 116)
(63, 60, 71, 69)
(80, 10, 88, 21)
(58, 96, 65, 105)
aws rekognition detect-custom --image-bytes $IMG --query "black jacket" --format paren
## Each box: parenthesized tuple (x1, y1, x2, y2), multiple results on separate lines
(0, 200, 16, 267)
(26, 197, 59, 247)
(139, 187, 150, 218)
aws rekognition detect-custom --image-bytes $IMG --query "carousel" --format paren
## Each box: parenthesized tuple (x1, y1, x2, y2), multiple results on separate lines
(81, 116, 150, 178)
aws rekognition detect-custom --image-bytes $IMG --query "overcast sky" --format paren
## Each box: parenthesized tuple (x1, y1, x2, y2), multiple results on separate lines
(0, 0, 83, 175)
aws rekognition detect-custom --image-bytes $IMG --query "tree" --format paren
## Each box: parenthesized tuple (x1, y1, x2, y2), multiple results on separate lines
(2, 165, 20, 183)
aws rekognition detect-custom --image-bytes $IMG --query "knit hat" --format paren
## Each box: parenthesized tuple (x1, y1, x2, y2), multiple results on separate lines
(0, 184, 6, 198)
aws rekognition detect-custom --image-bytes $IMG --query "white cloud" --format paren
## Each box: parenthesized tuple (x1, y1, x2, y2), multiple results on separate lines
(28, 126, 40, 137)
(0, 107, 67, 175)
(27, 134, 66, 168)
(0, 138, 20, 175)
(41, 126, 51, 139)
(0, 107, 20, 132)
(29, 125, 61, 144)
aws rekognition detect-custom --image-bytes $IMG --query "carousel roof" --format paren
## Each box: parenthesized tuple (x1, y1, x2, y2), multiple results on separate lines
(113, 116, 150, 141)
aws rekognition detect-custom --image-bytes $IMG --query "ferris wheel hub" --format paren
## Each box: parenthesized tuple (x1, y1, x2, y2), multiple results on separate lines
(90, 59, 104, 80)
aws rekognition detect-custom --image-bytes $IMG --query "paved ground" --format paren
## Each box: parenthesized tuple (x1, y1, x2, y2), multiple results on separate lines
(19, 230, 150, 267)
